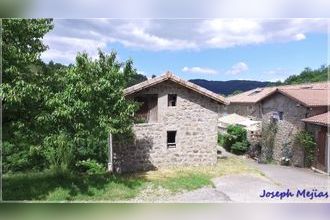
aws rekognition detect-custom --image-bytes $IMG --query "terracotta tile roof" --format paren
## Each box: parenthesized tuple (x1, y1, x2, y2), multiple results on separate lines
(227, 81, 330, 107)
(227, 87, 277, 104)
(124, 71, 227, 104)
(302, 111, 330, 126)
(278, 88, 329, 107)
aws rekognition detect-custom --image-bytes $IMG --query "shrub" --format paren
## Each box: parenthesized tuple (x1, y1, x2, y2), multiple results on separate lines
(231, 141, 250, 155)
(222, 133, 235, 152)
(217, 133, 224, 146)
(43, 132, 74, 171)
(76, 159, 106, 175)
(223, 125, 249, 155)
(227, 125, 247, 142)
(295, 131, 316, 167)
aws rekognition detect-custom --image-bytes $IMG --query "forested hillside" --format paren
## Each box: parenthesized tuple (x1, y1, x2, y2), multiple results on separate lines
(189, 79, 270, 96)
(282, 65, 328, 85)
(190, 65, 328, 95)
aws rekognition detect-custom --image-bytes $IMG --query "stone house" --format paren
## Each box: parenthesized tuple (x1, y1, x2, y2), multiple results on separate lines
(302, 112, 330, 174)
(227, 82, 329, 167)
(113, 72, 227, 172)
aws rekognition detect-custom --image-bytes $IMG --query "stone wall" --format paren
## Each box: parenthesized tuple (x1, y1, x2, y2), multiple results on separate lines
(260, 93, 307, 166)
(113, 81, 223, 172)
(227, 103, 262, 119)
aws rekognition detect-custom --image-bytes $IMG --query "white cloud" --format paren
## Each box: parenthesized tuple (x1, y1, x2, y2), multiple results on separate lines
(182, 66, 218, 75)
(30, 0, 330, 18)
(226, 62, 249, 75)
(41, 19, 327, 64)
(41, 34, 107, 64)
(294, 33, 306, 41)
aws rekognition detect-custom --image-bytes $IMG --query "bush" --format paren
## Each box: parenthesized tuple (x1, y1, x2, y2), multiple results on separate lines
(231, 141, 250, 155)
(295, 131, 316, 167)
(217, 133, 224, 146)
(223, 125, 249, 155)
(222, 133, 235, 152)
(76, 159, 106, 175)
(43, 132, 74, 171)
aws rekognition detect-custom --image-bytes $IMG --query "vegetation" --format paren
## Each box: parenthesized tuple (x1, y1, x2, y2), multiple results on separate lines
(269, 65, 329, 86)
(3, 157, 262, 201)
(189, 79, 269, 96)
(231, 90, 243, 95)
(217, 132, 225, 146)
(261, 122, 278, 162)
(2, 19, 140, 173)
(295, 131, 316, 167)
(222, 125, 249, 155)
(126, 73, 148, 87)
(231, 140, 250, 155)
(283, 65, 328, 85)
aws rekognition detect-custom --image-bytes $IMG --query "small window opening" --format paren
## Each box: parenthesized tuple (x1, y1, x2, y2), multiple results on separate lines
(168, 94, 177, 106)
(278, 111, 284, 120)
(167, 131, 177, 148)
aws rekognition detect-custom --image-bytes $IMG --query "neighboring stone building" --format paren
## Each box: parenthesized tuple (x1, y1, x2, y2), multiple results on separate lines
(227, 87, 277, 118)
(113, 72, 226, 172)
(302, 112, 330, 174)
(227, 82, 329, 167)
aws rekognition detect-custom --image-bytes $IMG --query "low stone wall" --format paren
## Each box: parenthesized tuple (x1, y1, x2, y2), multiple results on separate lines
(113, 123, 217, 173)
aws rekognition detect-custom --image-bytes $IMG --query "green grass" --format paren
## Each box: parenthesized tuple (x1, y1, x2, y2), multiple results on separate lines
(2, 170, 145, 201)
(155, 173, 213, 192)
(2, 157, 262, 201)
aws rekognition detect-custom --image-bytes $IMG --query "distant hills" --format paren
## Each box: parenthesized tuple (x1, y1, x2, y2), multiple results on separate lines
(189, 79, 270, 96)
(129, 65, 328, 96)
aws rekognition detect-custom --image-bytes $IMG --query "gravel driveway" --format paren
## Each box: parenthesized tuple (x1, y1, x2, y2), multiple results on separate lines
(167, 159, 330, 203)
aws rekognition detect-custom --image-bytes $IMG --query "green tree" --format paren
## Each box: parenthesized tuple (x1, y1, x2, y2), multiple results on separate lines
(284, 65, 328, 84)
(1, 19, 54, 172)
(40, 51, 138, 171)
(2, 19, 139, 173)
(126, 73, 147, 87)
(231, 90, 242, 95)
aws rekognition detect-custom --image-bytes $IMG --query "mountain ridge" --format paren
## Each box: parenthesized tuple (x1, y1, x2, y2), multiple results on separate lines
(189, 79, 270, 96)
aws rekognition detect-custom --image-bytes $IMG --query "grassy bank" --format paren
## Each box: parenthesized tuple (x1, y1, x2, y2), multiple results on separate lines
(2, 157, 261, 201)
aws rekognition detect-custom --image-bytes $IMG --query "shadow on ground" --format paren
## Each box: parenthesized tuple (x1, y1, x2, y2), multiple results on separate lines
(2, 170, 146, 201)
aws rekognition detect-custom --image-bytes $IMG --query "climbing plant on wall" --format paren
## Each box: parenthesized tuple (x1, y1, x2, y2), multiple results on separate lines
(261, 121, 278, 162)
(295, 131, 316, 167)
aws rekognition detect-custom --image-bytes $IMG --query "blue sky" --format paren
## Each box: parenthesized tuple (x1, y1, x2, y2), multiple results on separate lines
(41, 19, 328, 82)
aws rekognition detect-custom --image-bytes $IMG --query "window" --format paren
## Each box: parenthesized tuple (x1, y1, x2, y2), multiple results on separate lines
(134, 94, 158, 123)
(167, 131, 177, 148)
(271, 111, 284, 122)
(168, 94, 177, 106)
(278, 111, 284, 120)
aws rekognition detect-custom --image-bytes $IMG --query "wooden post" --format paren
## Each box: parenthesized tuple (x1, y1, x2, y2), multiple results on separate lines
(108, 133, 113, 173)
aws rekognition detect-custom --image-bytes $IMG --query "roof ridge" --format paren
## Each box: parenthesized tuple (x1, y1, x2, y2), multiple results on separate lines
(124, 71, 227, 104)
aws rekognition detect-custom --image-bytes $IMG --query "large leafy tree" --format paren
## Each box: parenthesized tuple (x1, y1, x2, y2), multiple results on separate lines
(2, 19, 54, 172)
(40, 51, 138, 170)
(2, 19, 138, 173)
